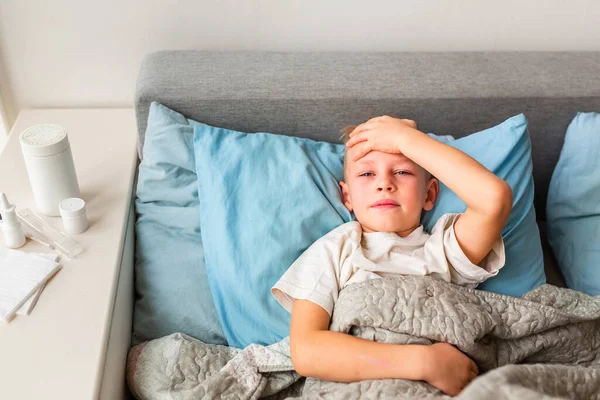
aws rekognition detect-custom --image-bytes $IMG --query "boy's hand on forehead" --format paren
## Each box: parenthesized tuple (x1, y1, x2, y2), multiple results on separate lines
(346, 116, 419, 162)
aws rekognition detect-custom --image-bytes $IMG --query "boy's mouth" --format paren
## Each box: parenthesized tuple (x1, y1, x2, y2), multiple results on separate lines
(371, 199, 399, 208)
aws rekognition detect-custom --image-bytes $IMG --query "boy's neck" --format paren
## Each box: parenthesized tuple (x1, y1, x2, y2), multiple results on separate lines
(361, 223, 422, 238)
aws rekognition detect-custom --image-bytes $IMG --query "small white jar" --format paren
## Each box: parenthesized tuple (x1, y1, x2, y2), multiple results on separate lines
(59, 197, 88, 235)
(20, 124, 81, 216)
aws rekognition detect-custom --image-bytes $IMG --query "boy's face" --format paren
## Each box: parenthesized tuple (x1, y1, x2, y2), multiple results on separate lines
(340, 147, 438, 237)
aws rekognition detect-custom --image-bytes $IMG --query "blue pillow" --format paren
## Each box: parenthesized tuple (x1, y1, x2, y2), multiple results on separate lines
(133, 102, 227, 346)
(193, 126, 353, 349)
(193, 113, 545, 349)
(423, 114, 546, 297)
(547, 112, 600, 295)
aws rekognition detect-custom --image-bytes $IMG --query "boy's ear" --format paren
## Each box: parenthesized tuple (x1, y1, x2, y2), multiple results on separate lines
(339, 181, 353, 212)
(422, 178, 439, 212)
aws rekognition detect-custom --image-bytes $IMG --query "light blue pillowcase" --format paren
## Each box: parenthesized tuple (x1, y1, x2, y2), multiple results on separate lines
(546, 112, 600, 295)
(193, 125, 353, 349)
(423, 114, 546, 297)
(133, 102, 227, 346)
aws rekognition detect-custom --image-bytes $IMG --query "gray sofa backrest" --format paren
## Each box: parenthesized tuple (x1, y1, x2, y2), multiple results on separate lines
(134, 51, 600, 222)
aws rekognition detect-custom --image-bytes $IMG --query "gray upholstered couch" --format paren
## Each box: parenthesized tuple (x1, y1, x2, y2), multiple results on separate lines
(114, 51, 600, 399)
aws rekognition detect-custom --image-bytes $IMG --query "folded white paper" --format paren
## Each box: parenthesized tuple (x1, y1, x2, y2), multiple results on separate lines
(16, 252, 60, 316)
(0, 247, 61, 322)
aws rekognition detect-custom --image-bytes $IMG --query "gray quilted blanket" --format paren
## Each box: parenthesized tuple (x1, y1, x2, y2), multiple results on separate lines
(126, 276, 600, 399)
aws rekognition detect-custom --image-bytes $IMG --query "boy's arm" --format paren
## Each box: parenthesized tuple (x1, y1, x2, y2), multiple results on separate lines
(290, 299, 428, 382)
(399, 127, 512, 266)
(290, 299, 478, 396)
(348, 117, 512, 266)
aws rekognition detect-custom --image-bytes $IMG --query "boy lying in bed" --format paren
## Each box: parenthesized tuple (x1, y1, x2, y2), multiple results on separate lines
(271, 116, 512, 396)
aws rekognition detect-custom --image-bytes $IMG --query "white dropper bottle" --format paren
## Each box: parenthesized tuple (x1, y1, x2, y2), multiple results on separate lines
(0, 192, 26, 248)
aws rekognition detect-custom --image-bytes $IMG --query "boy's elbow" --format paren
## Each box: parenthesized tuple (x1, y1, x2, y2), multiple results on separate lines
(291, 353, 311, 377)
(290, 334, 315, 377)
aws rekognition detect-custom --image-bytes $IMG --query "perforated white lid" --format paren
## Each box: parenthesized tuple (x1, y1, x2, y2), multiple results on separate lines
(19, 124, 70, 157)
(59, 197, 87, 218)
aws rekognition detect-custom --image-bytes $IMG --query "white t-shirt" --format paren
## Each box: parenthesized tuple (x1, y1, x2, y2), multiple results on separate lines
(272, 213, 505, 316)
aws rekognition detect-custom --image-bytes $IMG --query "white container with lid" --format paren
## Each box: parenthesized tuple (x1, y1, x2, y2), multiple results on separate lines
(19, 124, 81, 216)
(59, 197, 88, 235)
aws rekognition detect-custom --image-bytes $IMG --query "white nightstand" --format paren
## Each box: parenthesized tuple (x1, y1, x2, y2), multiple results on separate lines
(0, 109, 138, 400)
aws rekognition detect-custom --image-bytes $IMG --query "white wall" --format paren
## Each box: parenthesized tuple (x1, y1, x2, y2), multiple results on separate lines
(1, 0, 599, 136)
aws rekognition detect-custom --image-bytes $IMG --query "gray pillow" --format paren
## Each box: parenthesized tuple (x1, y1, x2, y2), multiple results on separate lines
(132, 102, 227, 346)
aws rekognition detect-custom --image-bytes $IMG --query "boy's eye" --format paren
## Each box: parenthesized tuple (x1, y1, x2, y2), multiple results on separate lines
(359, 171, 410, 177)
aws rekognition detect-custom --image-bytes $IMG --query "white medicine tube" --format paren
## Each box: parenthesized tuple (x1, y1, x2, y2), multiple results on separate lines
(0, 193, 26, 249)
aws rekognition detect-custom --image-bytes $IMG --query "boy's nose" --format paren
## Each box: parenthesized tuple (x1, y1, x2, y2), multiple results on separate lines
(377, 184, 394, 192)
(376, 174, 396, 192)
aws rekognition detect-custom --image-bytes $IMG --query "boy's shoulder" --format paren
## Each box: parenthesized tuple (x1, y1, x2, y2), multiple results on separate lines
(293, 221, 362, 266)
(330, 220, 362, 235)
(316, 220, 362, 244)
(426, 212, 463, 236)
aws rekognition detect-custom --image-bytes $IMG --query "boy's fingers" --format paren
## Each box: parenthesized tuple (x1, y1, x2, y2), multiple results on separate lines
(352, 143, 373, 161)
(469, 361, 479, 375)
(349, 124, 364, 137)
(350, 122, 374, 137)
(346, 134, 367, 148)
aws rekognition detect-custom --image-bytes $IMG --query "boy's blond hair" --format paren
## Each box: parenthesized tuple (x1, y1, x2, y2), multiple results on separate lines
(339, 125, 433, 182)
(339, 126, 356, 143)
(339, 126, 355, 181)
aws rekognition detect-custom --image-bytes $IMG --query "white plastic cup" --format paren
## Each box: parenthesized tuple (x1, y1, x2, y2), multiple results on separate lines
(59, 197, 88, 235)
(20, 124, 81, 216)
